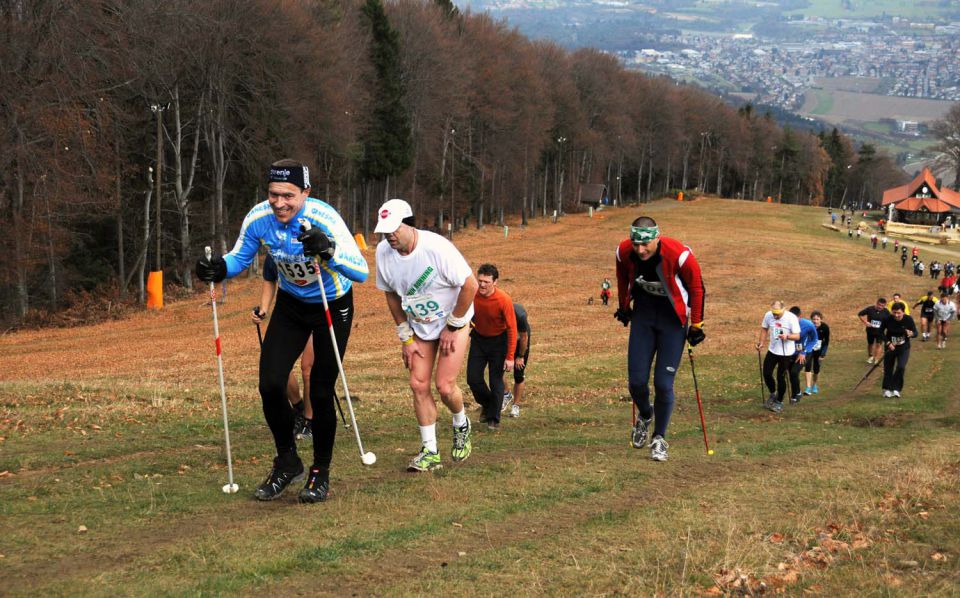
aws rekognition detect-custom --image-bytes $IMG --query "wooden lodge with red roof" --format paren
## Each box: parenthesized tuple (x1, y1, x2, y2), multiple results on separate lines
(882, 167, 960, 225)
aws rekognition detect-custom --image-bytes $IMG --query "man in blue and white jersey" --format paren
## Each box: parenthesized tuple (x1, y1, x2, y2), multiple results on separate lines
(196, 159, 368, 504)
(788, 306, 819, 403)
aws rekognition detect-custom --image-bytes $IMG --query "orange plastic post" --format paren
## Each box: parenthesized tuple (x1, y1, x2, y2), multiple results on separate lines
(353, 232, 368, 251)
(146, 271, 164, 309)
(677, 191, 684, 202)
(766, 196, 772, 203)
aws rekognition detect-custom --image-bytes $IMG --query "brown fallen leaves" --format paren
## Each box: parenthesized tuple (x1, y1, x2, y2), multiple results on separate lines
(702, 522, 878, 595)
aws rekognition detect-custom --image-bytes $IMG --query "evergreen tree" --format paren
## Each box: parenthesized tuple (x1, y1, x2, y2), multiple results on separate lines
(358, 0, 413, 183)
(434, 0, 459, 19)
(821, 128, 852, 206)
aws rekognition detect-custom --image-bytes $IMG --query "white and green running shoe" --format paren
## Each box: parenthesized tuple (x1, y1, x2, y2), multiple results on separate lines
(407, 447, 442, 472)
(451, 418, 472, 462)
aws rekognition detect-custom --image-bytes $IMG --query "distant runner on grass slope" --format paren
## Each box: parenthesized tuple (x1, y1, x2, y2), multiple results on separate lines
(374, 199, 479, 473)
(196, 159, 368, 504)
(757, 301, 801, 414)
(614, 216, 706, 462)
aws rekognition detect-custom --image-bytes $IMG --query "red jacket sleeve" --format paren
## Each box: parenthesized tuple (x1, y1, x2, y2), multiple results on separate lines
(615, 239, 632, 310)
(502, 292, 518, 361)
(679, 250, 705, 325)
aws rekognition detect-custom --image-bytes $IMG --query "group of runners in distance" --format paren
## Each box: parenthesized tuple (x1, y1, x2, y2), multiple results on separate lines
(835, 209, 959, 399)
(756, 303, 830, 413)
(193, 158, 955, 504)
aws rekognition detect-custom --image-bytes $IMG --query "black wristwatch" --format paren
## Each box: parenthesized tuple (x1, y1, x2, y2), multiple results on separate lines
(446, 323, 466, 332)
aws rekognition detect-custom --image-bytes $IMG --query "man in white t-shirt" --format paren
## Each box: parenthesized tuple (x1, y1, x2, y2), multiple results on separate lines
(934, 293, 958, 349)
(374, 199, 479, 472)
(756, 300, 801, 413)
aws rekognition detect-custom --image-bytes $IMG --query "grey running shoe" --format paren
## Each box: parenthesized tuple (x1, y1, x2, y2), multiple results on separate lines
(650, 435, 669, 462)
(763, 394, 779, 412)
(501, 391, 514, 413)
(631, 417, 652, 449)
(509, 404, 520, 418)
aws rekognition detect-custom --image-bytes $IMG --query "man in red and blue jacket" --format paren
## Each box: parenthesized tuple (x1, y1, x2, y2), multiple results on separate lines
(614, 216, 705, 462)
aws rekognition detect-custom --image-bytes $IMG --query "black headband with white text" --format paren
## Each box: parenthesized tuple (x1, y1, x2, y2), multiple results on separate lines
(268, 165, 311, 190)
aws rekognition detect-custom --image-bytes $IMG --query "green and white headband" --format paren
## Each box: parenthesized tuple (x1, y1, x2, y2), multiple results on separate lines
(630, 226, 660, 244)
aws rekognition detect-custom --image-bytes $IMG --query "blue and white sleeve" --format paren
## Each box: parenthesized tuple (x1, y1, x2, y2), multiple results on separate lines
(224, 207, 268, 278)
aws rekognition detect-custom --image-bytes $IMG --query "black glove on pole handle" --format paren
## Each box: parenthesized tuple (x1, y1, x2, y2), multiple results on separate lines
(252, 306, 263, 348)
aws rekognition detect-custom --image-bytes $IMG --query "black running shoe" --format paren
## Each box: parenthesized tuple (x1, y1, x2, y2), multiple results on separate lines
(298, 467, 330, 504)
(253, 454, 304, 501)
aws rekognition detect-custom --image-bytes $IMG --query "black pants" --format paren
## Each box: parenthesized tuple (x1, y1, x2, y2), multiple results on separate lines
(467, 331, 508, 424)
(803, 350, 822, 374)
(260, 289, 352, 473)
(763, 351, 795, 401)
(882, 345, 910, 392)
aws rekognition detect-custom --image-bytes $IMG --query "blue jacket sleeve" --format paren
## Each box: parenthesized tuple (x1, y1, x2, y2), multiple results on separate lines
(223, 206, 270, 278)
(800, 321, 818, 356)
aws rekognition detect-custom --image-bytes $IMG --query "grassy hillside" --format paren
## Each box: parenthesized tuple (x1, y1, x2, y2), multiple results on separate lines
(1, 198, 958, 595)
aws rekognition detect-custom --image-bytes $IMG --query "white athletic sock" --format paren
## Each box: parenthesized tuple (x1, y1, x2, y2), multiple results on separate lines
(451, 409, 467, 428)
(419, 424, 438, 454)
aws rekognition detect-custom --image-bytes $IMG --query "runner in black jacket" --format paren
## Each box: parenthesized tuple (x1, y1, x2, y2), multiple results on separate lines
(878, 302, 918, 398)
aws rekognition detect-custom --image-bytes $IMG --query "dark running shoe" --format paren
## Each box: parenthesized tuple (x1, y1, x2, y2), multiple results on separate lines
(790, 393, 802, 404)
(298, 467, 330, 504)
(763, 394, 778, 412)
(253, 454, 304, 501)
(631, 417, 652, 449)
(294, 414, 313, 440)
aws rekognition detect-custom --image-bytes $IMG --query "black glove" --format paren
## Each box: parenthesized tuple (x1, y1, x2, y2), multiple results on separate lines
(196, 254, 227, 283)
(614, 307, 632, 327)
(687, 325, 706, 347)
(298, 226, 335, 260)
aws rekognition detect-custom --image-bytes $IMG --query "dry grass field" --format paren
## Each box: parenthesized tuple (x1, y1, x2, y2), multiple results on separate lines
(799, 87, 953, 124)
(1, 197, 958, 595)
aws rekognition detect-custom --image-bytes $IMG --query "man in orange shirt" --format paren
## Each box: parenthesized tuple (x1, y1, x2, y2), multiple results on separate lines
(468, 264, 518, 430)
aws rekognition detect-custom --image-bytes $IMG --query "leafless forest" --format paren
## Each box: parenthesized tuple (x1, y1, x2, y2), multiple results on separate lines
(0, 0, 906, 323)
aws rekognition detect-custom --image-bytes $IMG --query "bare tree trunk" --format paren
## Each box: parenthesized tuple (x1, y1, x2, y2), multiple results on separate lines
(139, 169, 154, 304)
(617, 151, 623, 205)
(171, 84, 203, 291)
(646, 152, 654, 202)
(13, 135, 28, 318)
(521, 146, 529, 226)
(664, 155, 672, 193)
(542, 165, 548, 217)
(715, 151, 724, 196)
(44, 192, 57, 308)
(115, 136, 126, 299)
(681, 145, 690, 190)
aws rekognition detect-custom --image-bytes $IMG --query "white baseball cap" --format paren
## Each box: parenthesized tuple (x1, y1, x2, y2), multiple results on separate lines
(374, 198, 414, 233)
